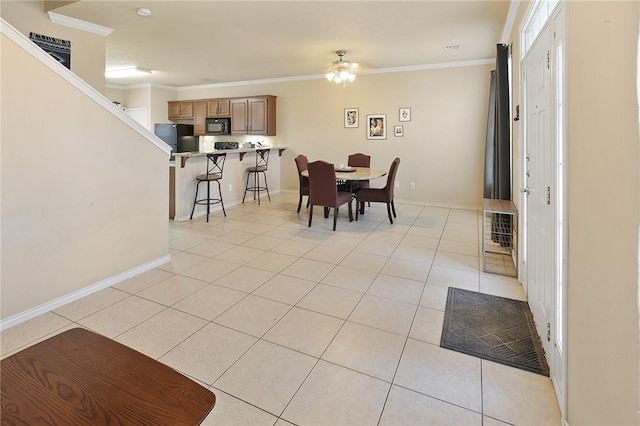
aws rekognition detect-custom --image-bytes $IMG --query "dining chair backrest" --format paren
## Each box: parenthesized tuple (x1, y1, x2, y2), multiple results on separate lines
(295, 154, 309, 174)
(307, 160, 338, 207)
(348, 153, 371, 168)
(385, 157, 401, 199)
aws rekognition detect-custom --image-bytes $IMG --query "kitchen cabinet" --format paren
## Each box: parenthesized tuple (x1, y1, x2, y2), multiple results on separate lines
(193, 101, 207, 136)
(207, 99, 230, 117)
(230, 96, 276, 136)
(168, 101, 194, 119)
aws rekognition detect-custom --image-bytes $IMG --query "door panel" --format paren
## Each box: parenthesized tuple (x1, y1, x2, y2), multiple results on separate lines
(524, 25, 553, 364)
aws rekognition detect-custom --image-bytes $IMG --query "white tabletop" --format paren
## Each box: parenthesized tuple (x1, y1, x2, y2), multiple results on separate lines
(301, 167, 387, 181)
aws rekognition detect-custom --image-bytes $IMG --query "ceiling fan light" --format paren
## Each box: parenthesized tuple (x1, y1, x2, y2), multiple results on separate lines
(334, 76, 342, 83)
(339, 70, 349, 80)
(348, 73, 356, 82)
(326, 72, 336, 81)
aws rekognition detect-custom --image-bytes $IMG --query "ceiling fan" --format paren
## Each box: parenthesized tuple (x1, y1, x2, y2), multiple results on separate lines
(325, 50, 358, 85)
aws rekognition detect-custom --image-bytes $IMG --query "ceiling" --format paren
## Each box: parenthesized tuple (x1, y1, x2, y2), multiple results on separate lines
(49, 1, 511, 88)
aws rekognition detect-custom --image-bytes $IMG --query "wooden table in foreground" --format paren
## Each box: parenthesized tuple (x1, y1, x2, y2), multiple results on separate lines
(1, 328, 216, 425)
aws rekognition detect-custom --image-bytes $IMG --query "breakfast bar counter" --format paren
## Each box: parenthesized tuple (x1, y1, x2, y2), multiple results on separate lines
(174, 146, 286, 168)
(172, 146, 285, 221)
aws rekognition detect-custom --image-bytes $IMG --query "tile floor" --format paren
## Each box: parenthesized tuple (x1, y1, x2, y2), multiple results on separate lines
(1, 193, 561, 425)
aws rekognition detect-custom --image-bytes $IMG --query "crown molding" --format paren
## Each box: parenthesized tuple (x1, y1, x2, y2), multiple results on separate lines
(47, 12, 113, 36)
(500, 0, 521, 43)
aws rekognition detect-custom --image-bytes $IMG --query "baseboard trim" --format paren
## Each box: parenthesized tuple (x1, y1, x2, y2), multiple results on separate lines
(0, 255, 171, 331)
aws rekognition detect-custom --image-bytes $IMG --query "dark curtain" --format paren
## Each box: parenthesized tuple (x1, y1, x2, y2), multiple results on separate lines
(484, 44, 512, 247)
(484, 44, 511, 201)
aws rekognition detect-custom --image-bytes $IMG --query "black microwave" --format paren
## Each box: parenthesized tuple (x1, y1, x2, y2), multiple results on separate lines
(205, 117, 231, 135)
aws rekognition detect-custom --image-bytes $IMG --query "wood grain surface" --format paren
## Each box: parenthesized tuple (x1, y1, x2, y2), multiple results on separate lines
(1, 328, 215, 425)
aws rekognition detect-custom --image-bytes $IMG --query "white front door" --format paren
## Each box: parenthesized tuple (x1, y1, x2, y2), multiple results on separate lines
(524, 24, 554, 365)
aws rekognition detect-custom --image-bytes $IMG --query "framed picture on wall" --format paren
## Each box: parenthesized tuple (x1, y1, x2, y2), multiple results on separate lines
(394, 125, 404, 137)
(344, 108, 359, 128)
(399, 107, 411, 122)
(367, 114, 387, 140)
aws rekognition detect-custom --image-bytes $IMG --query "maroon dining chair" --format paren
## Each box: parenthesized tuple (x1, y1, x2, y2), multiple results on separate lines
(307, 160, 354, 231)
(294, 154, 310, 213)
(355, 157, 400, 224)
(348, 152, 371, 212)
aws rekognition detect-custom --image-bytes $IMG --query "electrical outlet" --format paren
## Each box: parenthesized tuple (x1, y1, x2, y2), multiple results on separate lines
(395, 181, 400, 188)
(228, 184, 233, 191)
(410, 182, 416, 190)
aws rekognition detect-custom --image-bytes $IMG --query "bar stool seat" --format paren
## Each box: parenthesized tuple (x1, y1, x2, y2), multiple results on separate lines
(190, 153, 226, 221)
(242, 148, 271, 205)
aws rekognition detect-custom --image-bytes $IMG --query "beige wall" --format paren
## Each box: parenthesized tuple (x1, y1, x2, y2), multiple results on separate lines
(1, 30, 169, 320)
(508, 1, 639, 423)
(175, 64, 492, 209)
(1, 0, 106, 94)
(565, 1, 639, 423)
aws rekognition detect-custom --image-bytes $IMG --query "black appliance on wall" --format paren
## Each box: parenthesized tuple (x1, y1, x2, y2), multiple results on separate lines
(154, 123, 199, 160)
(205, 117, 231, 135)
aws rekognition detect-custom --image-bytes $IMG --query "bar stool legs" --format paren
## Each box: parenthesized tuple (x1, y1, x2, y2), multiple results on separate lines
(242, 148, 271, 205)
(190, 153, 226, 222)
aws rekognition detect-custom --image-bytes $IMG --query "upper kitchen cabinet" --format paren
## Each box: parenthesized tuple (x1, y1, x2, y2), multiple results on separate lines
(207, 99, 230, 118)
(230, 96, 276, 135)
(168, 101, 194, 120)
(193, 101, 207, 136)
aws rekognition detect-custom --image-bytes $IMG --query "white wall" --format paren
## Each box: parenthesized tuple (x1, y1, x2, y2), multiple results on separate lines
(564, 2, 639, 423)
(1, 29, 170, 321)
(176, 63, 493, 210)
(0, 0, 107, 94)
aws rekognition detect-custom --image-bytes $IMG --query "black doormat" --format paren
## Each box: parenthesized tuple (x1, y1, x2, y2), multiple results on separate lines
(440, 287, 549, 376)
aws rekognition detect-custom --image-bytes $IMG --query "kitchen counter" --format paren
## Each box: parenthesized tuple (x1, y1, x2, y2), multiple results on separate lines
(171, 146, 286, 221)
(174, 146, 286, 167)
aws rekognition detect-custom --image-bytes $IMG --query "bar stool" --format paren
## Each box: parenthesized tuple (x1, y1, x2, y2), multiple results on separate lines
(190, 153, 226, 222)
(242, 148, 271, 205)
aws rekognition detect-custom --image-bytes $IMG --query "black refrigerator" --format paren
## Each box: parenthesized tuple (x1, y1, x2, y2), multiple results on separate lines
(154, 123, 198, 160)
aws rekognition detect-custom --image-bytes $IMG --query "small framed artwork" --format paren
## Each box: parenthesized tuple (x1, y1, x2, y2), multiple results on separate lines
(399, 107, 411, 122)
(367, 114, 387, 140)
(344, 108, 359, 128)
(394, 125, 404, 137)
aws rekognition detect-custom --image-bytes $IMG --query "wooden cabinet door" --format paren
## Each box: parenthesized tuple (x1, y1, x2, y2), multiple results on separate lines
(193, 101, 207, 136)
(248, 98, 268, 134)
(168, 102, 181, 119)
(217, 99, 230, 117)
(179, 102, 194, 118)
(208, 99, 231, 117)
(230, 99, 248, 134)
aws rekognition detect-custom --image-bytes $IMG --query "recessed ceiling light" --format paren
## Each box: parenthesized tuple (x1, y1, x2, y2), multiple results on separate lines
(136, 8, 152, 17)
(445, 44, 463, 50)
(105, 67, 152, 78)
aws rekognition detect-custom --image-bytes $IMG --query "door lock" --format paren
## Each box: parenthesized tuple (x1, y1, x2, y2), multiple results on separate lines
(520, 187, 530, 195)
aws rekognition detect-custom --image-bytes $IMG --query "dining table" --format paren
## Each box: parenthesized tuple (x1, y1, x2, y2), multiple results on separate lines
(301, 166, 387, 214)
(300, 166, 387, 181)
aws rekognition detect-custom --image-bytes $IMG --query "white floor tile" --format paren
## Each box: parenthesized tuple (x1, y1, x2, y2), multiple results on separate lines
(263, 307, 344, 357)
(321, 264, 377, 293)
(201, 389, 278, 425)
(297, 284, 363, 319)
(349, 295, 417, 336)
(213, 266, 276, 293)
(54, 287, 129, 321)
(367, 274, 425, 305)
(409, 306, 445, 344)
(482, 360, 561, 425)
(380, 385, 482, 425)
(172, 284, 246, 321)
(281, 258, 336, 282)
(77, 296, 165, 339)
(253, 274, 317, 305)
(394, 339, 482, 412)
(322, 321, 406, 381)
(137, 274, 208, 306)
(214, 340, 316, 415)
(159, 322, 257, 385)
(282, 360, 390, 425)
(214, 295, 291, 338)
(114, 308, 206, 359)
